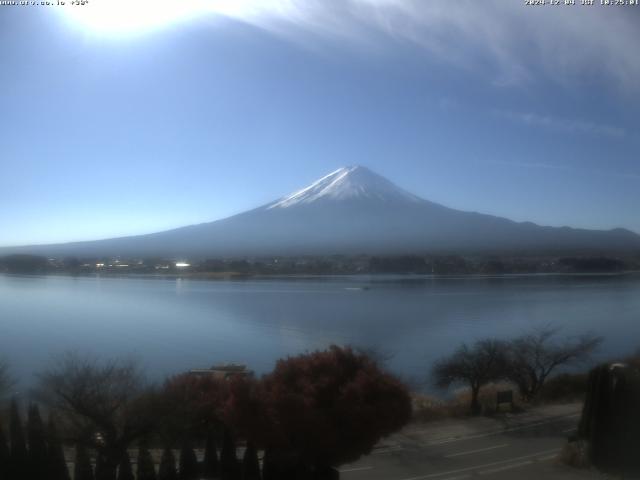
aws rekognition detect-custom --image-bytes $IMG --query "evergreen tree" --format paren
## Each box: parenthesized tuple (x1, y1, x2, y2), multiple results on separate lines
(95, 453, 113, 480)
(178, 442, 198, 480)
(201, 432, 218, 479)
(116, 451, 135, 480)
(136, 444, 156, 480)
(47, 415, 71, 480)
(260, 450, 276, 480)
(0, 421, 9, 480)
(27, 404, 48, 480)
(220, 427, 238, 480)
(8, 399, 28, 480)
(157, 448, 178, 480)
(241, 442, 261, 480)
(74, 445, 95, 480)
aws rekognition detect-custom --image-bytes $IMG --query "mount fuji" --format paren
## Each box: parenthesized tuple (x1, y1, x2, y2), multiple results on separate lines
(3, 166, 640, 258)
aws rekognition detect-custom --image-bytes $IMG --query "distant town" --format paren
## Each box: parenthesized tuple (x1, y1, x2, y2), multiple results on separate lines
(0, 252, 638, 276)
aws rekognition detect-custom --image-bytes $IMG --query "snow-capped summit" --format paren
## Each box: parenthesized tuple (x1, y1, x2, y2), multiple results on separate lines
(267, 165, 422, 209)
(3, 165, 639, 258)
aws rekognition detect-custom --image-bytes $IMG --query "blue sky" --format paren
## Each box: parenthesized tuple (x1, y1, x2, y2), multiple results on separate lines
(1, 1, 639, 246)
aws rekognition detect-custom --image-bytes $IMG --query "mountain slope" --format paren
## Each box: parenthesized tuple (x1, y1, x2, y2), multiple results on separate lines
(2, 166, 639, 258)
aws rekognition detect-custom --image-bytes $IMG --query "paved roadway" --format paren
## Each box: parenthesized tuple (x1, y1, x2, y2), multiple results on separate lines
(339, 403, 602, 480)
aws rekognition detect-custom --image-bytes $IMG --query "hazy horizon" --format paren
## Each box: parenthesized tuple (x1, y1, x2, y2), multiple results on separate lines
(2, 164, 640, 249)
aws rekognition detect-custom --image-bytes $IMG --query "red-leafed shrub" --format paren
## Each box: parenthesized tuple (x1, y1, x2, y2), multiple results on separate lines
(222, 376, 270, 443)
(259, 345, 412, 468)
(161, 373, 230, 439)
(161, 346, 411, 473)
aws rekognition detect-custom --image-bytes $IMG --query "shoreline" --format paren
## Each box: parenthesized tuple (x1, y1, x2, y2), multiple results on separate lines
(1, 270, 640, 282)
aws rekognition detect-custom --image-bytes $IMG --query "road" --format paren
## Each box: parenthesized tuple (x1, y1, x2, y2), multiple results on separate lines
(339, 403, 602, 480)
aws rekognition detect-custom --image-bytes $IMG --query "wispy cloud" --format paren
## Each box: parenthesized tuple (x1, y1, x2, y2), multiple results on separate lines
(216, 0, 640, 92)
(494, 110, 626, 138)
(62, 1, 640, 92)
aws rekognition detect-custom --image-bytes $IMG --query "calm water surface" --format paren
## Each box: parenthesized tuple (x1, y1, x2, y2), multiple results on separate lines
(1, 273, 639, 389)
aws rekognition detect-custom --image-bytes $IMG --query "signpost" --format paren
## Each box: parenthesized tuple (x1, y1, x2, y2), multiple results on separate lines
(496, 390, 514, 412)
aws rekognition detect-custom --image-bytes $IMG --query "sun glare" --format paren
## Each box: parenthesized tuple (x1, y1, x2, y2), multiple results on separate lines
(58, 0, 265, 35)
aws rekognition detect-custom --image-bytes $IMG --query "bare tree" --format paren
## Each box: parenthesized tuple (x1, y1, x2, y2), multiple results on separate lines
(506, 328, 602, 401)
(35, 353, 161, 480)
(432, 339, 508, 414)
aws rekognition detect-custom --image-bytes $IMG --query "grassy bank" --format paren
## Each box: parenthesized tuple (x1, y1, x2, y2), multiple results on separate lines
(412, 374, 589, 422)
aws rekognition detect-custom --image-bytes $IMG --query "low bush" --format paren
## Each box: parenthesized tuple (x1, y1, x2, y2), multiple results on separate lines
(623, 352, 640, 370)
(538, 373, 588, 403)
(412, 394, 464, 422)
(413, 382, 524, 422)
(454, 382, 525, 415)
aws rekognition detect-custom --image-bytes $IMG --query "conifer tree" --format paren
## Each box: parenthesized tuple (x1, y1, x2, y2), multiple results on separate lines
(95, 453, 112, 480)
(137, 444, 157, 480)
(201, 432, 218, 479)
(27, 404, 48, 480)
(157, 448, 178, 480)
(220, 427, 238, 480)
(47, 415, 71, 480)
(117, 451, 135, 480)
(178, 442, 198, 480)
(260, 450, 276, 480)
(241, 442, 261, 480)
(8, 399, 28, 480)
(0, 421, 9, 480)
(74, 445, 95, 480)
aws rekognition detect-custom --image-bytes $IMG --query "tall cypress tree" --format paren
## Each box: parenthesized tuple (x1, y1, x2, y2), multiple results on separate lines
(260, 449, 276, 480)
(0, 420, 9, 480)
(136, 444, 157, 480)
(201, 432, 218, 479)
(157, 448, 178, 480)
(241, 442, 261, 480)
(8, 399, 28, 480)
(74, 445, 95, 480)
(95, 450, 120, 480)
(27, 404, 48, 480)
(116, 451, 135, 480)
(178, 442, 198, 480)
(47, 415, 71, 480)
(220, 427, 238, 480)
(95, 453, 109, 480)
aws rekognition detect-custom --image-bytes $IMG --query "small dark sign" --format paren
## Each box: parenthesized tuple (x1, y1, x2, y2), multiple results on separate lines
(497, 390, 513, 404)
(496, 390, 514, 411)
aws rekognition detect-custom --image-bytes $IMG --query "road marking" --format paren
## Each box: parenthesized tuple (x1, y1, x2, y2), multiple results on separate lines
(372, 446, 405, 455)
(419, 413, 580, 447)
(562, 427, 577, 433)
(339, 466, 373, 473)
(537, 453, 558, 462)
(444, 443, 508, 458)
(397, 448, 559, 480)
(478, 459, 533, 475)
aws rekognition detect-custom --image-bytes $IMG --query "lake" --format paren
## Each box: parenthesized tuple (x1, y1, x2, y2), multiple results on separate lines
(1, 273, 639, 391)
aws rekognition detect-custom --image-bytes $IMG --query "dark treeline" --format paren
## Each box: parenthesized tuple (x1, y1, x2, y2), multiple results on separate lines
(0, 255, 50, 275)
(0, 346, 412, 480)
(1, 253, 638, 276)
